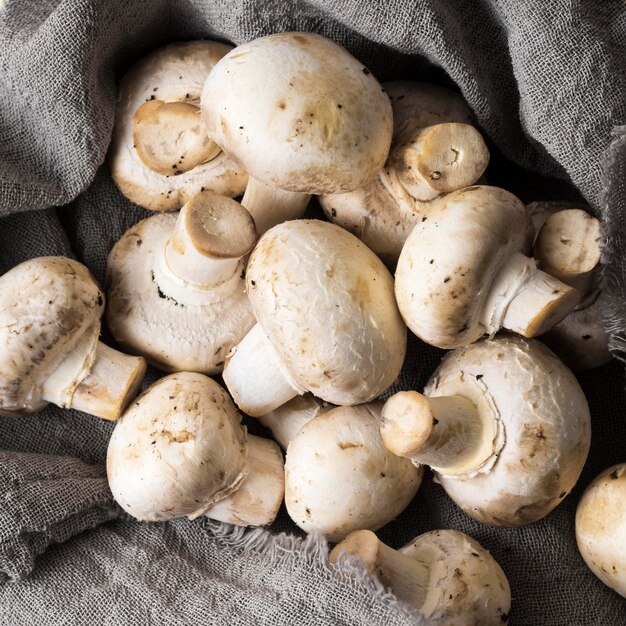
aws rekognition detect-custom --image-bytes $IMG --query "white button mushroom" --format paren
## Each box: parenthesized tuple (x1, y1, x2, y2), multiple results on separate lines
(201, 32, 393, 234)
(576, 464, 626, 598)
(106, 192, 257, 373)
(0, 257, 146, 420)
(285, 403, 422, 542)
(320, 81, 490, 264)
(107, 372, 284, 526)
(395, 186, 581, 349)
(330, 529, 511, 625)
(381, 335, 591, 526)
(109, 41, 247, 212)
(222, 220, 407, 416)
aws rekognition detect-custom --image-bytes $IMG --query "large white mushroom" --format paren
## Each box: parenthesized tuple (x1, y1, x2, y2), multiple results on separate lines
(106, 192, 257, 373)
(395, 186, 580, 349)
(201, 32, 393, 234)
(330, 529, 511, 625)
(576, 464, 626, 598)
(0, 257, 146, 420)
(107, 372, 284, 526)
(320, 81, 490, 264)
(223, 220, 407, 416)
(381, 335, 591, 526)
(109, 41, 247, 212)
(285, 403, 422, 542)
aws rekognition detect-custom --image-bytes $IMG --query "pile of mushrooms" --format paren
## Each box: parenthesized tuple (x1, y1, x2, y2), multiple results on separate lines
(6, 27, 620, 620)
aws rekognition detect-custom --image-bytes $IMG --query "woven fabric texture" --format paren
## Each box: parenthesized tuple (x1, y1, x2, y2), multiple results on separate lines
(1, 1, 626, 624)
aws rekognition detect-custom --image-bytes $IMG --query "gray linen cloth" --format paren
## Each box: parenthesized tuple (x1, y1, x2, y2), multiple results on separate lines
(1, 1, 626, 624)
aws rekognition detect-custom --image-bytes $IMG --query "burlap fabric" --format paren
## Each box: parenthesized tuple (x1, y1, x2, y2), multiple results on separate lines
(1, 1, 625, 624)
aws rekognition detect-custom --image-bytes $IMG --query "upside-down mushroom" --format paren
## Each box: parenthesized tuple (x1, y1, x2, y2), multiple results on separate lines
(381, 335, 591, 526)
(285, 403, 422, 542)
(330, 529, 511, 625)
(107, 372, 284, 526)
(0, 257, 146, 420)
(223, 220, 407, 416)
(394, 186, 580, 349)
(106, 192, 257, 373)
(320, 81, 489, 264)
(109, 41, 247, 211)
(201, 32, 393, 234)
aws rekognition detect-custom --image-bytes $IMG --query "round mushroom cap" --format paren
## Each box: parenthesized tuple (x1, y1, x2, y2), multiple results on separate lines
(401, 529, 511, 625)
(285, 403, 422, 542)
(109, 41, 248, 211)
(576, 464, 626, 598)
(0, 257, 104, 417)
(429, 335, 590, 526)
(395, 185, 534, 349)
(201, 32, 392, 194)
(106, 372, 247, 521)
(245, 220, 407, 404)
(321, 81, 483, 265)
(106, 212, 255, 373)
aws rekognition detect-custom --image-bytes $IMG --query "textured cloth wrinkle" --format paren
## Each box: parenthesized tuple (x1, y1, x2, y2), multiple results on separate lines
(1, 1, 626, 624)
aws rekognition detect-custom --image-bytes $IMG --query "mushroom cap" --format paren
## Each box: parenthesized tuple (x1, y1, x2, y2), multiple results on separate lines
(429, 335, 590, 526)
(576, 464, 626, 598)
(320, 81, 483, 264)
(201, 32, 392, 194)
(106, 213, 255, 373)
(245, 219, 407, 404)
(284, 403, 422, 542)
(109, 41, 248, 211)
(0, 257, 104, 417)
(395, 185, 534, 349)
(401, 529, 511, 625)
(106, 372, 247, 522)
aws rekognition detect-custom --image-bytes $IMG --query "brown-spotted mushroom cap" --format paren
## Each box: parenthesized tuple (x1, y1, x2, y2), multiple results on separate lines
(320, 81, 489, 264)
(395, 186, 580, 349)
(330, 529, 511, 625)
(106, 192, 257, 373)
(201, 32, 393, 234)
(285, 403, 422, 542)
(222, 220, 407, 416)
(576, 464, 626, 598)
(381, 335, 591, 526)
(109, 41, 247, 212)
(107, 372, 248, 522)
(0, 257, 146, 420)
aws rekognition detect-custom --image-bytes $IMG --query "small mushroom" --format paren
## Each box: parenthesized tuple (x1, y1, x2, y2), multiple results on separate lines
(109, 41, 247, 212)
(201, 32, 393, 234)
(533, 208, 611, 370)
(576, 464, 626, 598)
(107, 372, 284, 526)
(329, 529, 511, 625)
(380, 335, 591, 526)
(258, 393, 333, 450)
(106, 192, 257, 373)
(395, 186, 580, 349)
(223, 220, 407, 416)
(0, 257, 146, 420)
(285, 403, 422, 542)
(320, 82, 489, 264)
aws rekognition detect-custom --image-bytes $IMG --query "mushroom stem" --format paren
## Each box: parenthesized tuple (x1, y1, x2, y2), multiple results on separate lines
(206, 435, 285, 526)
(534, 209, 601, 307)
(43, 341, 146, 420)
(480, 251, 580, 337)
(381, 391, 494, 475)
(223, 323, 304, 417)
(242, 177, 310, 235)
(390, 123, 489, 202)
(257, 394, 331, 449)
(329, 530, 430, 609)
